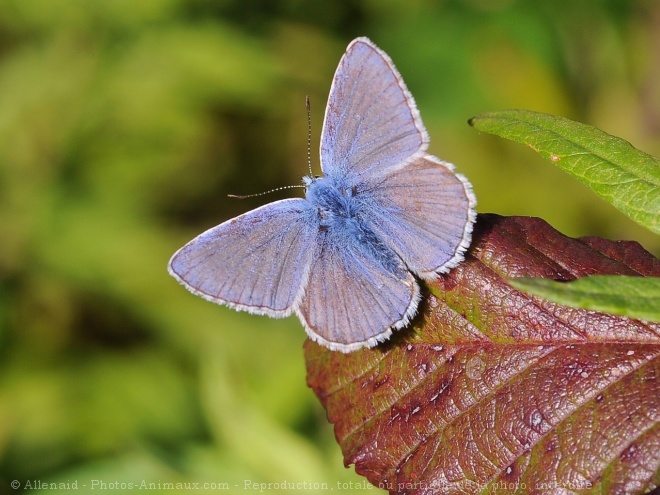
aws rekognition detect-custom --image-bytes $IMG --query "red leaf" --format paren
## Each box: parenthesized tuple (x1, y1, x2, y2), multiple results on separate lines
(305, 214, 660, 495)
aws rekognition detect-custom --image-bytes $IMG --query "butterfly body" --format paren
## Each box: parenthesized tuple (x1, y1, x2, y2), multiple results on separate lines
(306, 175, 356, 225)
(169, 37, 476, 352)
(307, 175, 407, 278)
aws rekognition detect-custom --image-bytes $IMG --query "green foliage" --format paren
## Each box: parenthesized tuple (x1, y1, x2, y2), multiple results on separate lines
(510, 275, 660, 323)
(470, 110, 660, 324)
(469, 110, 660, 235)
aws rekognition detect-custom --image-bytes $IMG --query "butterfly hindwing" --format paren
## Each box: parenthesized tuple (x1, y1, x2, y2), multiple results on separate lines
(296, 231, 420, 352)
(364, 155, 476, 279)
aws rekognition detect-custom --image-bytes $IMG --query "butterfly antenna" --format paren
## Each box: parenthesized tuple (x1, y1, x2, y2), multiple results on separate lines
(306, 95, 314, 177)
(229, 97, 315, 200)
(228, 184, 305, 199)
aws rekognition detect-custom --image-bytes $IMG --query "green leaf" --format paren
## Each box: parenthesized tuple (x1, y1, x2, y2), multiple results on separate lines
(469, 110, 660, 235)
(509, 275, 660, 323)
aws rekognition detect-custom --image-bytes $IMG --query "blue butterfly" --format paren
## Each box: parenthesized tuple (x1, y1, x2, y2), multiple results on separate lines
(168, 37, 476, 352)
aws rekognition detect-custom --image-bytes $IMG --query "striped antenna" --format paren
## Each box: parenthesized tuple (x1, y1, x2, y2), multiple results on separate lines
(306, 95, 314, 176)
(228, 183, 305, 199)
(229, 97, 315, 200)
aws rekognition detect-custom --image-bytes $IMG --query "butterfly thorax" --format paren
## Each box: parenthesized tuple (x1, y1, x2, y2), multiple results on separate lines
(305, 175, 406, 277)
(305, 176, 362, 228)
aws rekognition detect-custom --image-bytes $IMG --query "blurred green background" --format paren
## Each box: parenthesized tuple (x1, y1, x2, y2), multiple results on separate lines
(1, 0, 659, 493)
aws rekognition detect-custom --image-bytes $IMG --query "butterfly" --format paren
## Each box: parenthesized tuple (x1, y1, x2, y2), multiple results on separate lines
(168, 37, 476, 352)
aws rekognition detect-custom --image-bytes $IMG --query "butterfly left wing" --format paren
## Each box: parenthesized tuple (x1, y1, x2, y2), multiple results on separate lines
(168, 198, 318, 316)
(320, 37, 428, 184)
(364, 155, 476, 280)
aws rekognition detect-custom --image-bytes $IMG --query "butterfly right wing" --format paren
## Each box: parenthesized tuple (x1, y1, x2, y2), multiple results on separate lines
(168, 198, 318, 317)
(364, 155, 476, 280)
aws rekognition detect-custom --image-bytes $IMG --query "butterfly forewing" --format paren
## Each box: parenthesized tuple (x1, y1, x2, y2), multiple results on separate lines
(168, 199, 318, 316)
(320, 37, 429, 184)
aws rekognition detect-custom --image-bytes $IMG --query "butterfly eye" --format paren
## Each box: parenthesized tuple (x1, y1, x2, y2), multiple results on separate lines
(351, 186, 358, 197)
(317, 207, 329, 220)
